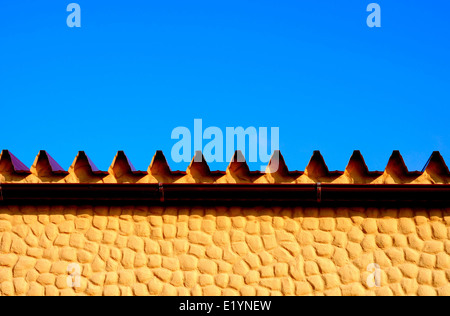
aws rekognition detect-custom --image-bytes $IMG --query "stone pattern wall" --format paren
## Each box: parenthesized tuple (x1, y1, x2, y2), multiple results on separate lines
(0, 206, 449, 296)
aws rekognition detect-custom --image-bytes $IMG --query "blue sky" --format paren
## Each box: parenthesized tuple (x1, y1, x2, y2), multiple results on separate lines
(1, 1, 449, 173)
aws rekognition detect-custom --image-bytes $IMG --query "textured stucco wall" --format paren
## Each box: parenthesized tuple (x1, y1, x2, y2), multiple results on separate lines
(0, 205, 449, 296)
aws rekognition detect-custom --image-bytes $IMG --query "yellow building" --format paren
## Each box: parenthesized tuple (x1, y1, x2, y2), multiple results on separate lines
(0, 149, 449, 296)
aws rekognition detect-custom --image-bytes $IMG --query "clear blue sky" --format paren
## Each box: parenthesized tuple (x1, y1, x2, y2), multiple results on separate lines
(1, 1, 449, 173)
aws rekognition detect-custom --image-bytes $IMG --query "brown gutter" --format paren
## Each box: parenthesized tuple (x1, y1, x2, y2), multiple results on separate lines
(0, 183, 449, 205)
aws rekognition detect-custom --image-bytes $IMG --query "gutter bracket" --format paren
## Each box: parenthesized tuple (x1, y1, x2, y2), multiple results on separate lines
(159, 183, 165, 203)
(316, 183, 322, 203)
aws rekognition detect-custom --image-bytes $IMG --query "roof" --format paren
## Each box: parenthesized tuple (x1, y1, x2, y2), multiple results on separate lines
(0, 149, 449, 185)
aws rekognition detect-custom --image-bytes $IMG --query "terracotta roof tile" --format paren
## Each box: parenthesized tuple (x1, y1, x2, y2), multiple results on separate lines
(31, 151, 69, 179)
(0, 150, 31, 174)
(68, 151, 109, 183)
(0, 149, 449, 185)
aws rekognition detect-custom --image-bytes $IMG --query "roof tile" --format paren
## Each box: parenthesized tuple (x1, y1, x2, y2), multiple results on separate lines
(1, 150, 448, 185)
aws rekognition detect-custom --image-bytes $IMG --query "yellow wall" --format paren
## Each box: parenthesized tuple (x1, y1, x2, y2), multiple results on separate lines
(0, 205, 449, 296)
